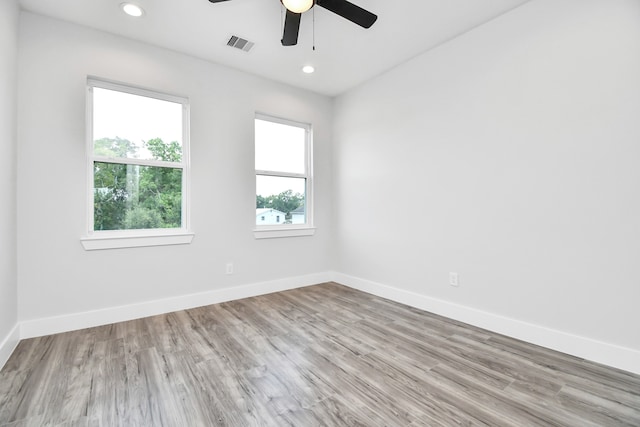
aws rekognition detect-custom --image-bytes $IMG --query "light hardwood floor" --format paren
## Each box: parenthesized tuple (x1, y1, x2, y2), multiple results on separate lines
(1, 282, 639, 426)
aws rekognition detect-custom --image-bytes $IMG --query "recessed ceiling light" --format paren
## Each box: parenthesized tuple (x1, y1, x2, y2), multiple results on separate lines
(302, 65, 315, 74)
(121, 3, 144, 17)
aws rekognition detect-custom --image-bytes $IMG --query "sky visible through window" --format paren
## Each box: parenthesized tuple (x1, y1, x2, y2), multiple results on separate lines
(93, 87, 182, 159)
(255, 118, 307, 197)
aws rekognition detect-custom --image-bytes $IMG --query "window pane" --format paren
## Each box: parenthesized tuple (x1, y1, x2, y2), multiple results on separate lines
(256, 175, 306, 225)
(255, 119, 305, 173)
(93, 87, 183, 162)
(94, 162, 182, 230)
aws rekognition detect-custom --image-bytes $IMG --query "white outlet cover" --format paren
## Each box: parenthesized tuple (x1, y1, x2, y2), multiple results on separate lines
(449, 272, 459, 287)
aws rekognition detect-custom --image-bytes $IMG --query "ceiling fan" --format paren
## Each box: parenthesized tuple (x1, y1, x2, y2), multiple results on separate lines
(207, 0, 378, 46)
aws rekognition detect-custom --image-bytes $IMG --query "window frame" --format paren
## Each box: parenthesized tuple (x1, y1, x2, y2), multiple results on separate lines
(254, 113, 315, 239)
(81, 77, 193, 250)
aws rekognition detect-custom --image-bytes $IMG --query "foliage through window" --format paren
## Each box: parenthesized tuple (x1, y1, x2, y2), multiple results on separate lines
(88, 79, 189, 234)
(255, 115, 312, 228)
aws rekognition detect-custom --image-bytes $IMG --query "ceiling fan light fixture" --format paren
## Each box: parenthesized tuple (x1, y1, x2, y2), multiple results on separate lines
(282, 0, 313, 14)
(120, 3, 144, 17)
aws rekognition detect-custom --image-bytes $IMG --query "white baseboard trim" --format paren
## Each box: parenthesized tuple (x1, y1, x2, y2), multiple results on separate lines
(11, 271, 640, 376)
(20, 272, 331, 340)
(0, 323, 20, 370)
(331, 272, 640, 376)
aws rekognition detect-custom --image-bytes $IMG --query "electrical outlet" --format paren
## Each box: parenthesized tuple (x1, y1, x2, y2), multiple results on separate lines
(226, 262, 233, 275)
(449, 272, 459, 287)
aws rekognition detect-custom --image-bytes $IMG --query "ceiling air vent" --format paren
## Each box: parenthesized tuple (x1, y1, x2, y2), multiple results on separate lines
(227, 35, 254, 53)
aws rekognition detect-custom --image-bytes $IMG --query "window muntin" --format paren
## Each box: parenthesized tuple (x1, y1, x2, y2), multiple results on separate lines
(255, 115, 312, 229)
(87, 78, 189, 237)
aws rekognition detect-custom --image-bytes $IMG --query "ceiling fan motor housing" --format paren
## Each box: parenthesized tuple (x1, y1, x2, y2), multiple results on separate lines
(209, 0, 377, 47)
(281, 0, 315, 14)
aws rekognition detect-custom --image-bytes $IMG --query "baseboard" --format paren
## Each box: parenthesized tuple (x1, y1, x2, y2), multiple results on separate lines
(13, 271, 640, 376)
(20, 272, 331, 339)
(0, 323, 20, 370)
(331, 272, 640, 376)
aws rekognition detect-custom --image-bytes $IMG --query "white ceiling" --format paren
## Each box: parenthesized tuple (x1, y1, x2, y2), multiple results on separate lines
(19, 0, 531, 96)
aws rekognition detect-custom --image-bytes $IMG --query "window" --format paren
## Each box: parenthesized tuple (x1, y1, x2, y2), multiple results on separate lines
(81, 78, 193, 250)
(255, 114, 314, 239)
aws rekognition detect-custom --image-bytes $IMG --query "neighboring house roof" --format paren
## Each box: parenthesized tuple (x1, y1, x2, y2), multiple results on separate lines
(291, 206, 305, 214)
(256, 208, 285, 216)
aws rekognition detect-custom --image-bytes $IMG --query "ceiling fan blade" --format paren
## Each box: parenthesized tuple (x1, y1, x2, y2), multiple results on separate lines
(316, 0, 377, 28)
(281, 10, 302, 46)
(208, 0, 231, 3)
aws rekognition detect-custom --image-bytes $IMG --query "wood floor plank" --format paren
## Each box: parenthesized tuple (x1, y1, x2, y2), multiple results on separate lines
(1, 282, 639, 426)
(556, 384, 640, 427)
(88, 352, 129, 427)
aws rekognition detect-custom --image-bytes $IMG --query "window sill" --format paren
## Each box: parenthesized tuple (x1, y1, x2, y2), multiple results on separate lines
(81, 231, 194, 250)
(254, 226, 316, 240)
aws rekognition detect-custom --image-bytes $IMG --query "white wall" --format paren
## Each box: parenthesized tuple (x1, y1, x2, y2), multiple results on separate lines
(334, 0, 640, 367)
(0, 0, 19, 365)
(17, 12, 333, 324)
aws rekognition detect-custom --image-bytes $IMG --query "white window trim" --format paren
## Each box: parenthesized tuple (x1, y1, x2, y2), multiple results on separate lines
(253, 225, 316, 239)
(254, 113, 314, 239)
(82, 77, 193, 250)
(81, 230, 195, 251)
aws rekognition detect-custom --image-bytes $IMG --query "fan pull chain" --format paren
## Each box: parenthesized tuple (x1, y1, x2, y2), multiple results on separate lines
(312, 4, 316, 51)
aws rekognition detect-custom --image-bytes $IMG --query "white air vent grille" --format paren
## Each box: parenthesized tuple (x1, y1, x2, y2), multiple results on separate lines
(227, 35, 254, 52)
